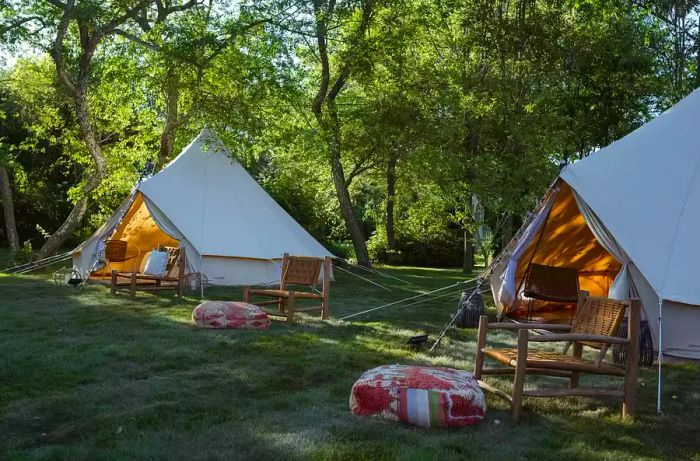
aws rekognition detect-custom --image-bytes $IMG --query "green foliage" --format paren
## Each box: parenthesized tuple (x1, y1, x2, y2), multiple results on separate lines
(0, 0, 695, 264)
(10, 239, 34, 265)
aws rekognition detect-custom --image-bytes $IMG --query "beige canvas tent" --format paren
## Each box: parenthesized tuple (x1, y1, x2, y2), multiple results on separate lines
(72, 129, 332, 286)
(489, 87, 700, 362)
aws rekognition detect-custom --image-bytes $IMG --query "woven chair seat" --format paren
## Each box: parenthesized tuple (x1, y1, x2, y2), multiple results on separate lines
(483, 348, 624, 376)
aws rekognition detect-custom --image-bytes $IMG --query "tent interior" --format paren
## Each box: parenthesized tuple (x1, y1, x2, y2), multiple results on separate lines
(504, 180, 622, 322)
(91, 192, 179, 277)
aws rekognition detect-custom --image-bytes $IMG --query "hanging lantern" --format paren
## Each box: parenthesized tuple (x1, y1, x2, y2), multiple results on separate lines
(455, 287, 485, 328)
(612, 319, 654, 367)
(185, 272, 209, 292)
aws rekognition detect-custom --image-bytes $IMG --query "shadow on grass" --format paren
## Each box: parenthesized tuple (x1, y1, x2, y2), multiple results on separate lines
(1, 273, 699, 460)
(1, 275, 442, 459)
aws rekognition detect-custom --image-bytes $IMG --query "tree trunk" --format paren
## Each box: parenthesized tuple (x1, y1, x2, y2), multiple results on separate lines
(0, 164, 20, 252)
(463, 228, 474, 274)
(385, 150, 397, 252)
(37, 195, 89, 258)
(36, 83, 106, 259)
(325, 101, 371, 267)
(310, 0, 373, 267)
(155, 67, 180, 172)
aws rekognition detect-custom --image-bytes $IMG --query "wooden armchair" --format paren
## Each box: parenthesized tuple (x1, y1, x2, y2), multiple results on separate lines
(475, 296, 641, 421)
(244, 253, 331, 324)
(111, 246, 185, 300)
(520, 263, 580, 322)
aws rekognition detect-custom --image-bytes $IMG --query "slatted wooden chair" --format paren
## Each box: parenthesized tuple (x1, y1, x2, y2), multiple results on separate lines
(244, 253, 331, 324)
(111, 246, 185, 300)
(520, 263, 580, 322)
(475, 296, 641, 421)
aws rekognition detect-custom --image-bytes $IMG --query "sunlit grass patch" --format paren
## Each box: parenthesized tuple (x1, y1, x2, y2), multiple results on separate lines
(0, 265, 698, 460)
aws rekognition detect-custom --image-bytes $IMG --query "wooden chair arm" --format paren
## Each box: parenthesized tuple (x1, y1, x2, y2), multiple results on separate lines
(528, 333, 629, 344)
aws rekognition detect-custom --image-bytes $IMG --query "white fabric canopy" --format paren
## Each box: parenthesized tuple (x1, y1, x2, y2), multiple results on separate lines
(138, 130, 331, 260)
(490, 87, 700, 360)
(560, 88, 700, 306)
(73, 129, 332, 286)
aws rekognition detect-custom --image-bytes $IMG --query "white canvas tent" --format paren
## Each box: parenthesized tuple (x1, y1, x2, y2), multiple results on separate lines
(72, 129, 332, 286)
(490, 87, 700, 364)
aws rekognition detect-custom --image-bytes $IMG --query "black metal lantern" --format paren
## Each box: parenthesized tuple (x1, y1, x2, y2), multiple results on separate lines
(612, 319, 654, 367)
(455, 288, 485, 328)
(407, 334, 429, 351)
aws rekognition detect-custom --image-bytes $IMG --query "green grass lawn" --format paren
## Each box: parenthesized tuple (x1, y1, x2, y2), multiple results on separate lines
(1, 264, 699, 460)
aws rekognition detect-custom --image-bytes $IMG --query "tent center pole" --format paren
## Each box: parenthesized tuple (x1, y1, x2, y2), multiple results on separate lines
(657, 298, 663, 413)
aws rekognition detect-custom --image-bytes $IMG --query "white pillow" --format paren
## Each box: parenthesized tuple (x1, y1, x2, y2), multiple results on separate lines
(143, 250, 169, 276)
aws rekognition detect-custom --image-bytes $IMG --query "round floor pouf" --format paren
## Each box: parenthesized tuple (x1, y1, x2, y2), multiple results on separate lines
(192, 301, 270, 330)
(350, 365, 486, 428)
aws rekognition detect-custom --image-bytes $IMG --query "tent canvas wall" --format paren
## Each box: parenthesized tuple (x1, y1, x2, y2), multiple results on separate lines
(73, 129, 333, 286)
(490, 87, 700, 361)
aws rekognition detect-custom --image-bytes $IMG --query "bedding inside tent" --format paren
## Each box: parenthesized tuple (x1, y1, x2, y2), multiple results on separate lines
(91, 192, 179, 276)
(504, 181, 622, 322)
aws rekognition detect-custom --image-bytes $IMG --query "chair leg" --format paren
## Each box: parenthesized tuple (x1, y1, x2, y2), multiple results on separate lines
(111, 270, 117, 295)
(512, 329, 529, 422)
(474, 315, 488, 380)
(570, 343, 583, 389)
(279, 297, 285, 313)
(243, 288, 250, 303)
(321, 299, 329, 320)
(287, 292, 295, 324)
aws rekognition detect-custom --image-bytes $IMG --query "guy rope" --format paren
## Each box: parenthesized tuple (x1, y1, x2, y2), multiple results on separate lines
(339, 277, 481, 321)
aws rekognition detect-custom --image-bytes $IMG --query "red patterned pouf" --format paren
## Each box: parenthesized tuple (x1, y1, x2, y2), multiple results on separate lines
(192, 301, 270, 330)
(350, 365, 486, 427)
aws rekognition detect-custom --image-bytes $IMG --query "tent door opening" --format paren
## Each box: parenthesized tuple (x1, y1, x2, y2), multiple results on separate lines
(500, 181, 622, 323)
(91, 192, 180, 278)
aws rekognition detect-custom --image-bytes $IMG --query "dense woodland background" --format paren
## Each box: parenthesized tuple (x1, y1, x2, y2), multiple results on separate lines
(0, 0, 698, 269)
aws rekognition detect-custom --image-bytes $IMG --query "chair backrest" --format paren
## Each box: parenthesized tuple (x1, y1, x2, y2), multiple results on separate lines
(105, 240, 128, 261)
(280, 254, 323, 288)
(523, 263, 579, 302)
(572, 296, 627, 337)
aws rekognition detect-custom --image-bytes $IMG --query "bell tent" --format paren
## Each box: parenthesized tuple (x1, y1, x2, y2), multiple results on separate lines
(72, 129, 332, 286)
(489, 87, 700, 361)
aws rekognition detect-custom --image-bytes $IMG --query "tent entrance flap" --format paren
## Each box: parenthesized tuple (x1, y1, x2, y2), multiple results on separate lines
(92, 192, 179, 276)
(503, 181, 622, 319)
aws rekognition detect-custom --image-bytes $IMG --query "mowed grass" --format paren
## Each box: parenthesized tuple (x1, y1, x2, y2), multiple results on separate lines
(1, 264, 699, 460)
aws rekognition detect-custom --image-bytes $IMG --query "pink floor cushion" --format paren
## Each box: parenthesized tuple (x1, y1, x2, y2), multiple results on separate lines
(350, 365, 486, 428)
(192, 301, 271, 330)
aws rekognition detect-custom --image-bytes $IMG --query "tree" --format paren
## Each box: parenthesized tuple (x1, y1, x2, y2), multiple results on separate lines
(0, 86, 21, 251)
(309, 0, 376, 266)
(4, 1, 202, 258)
